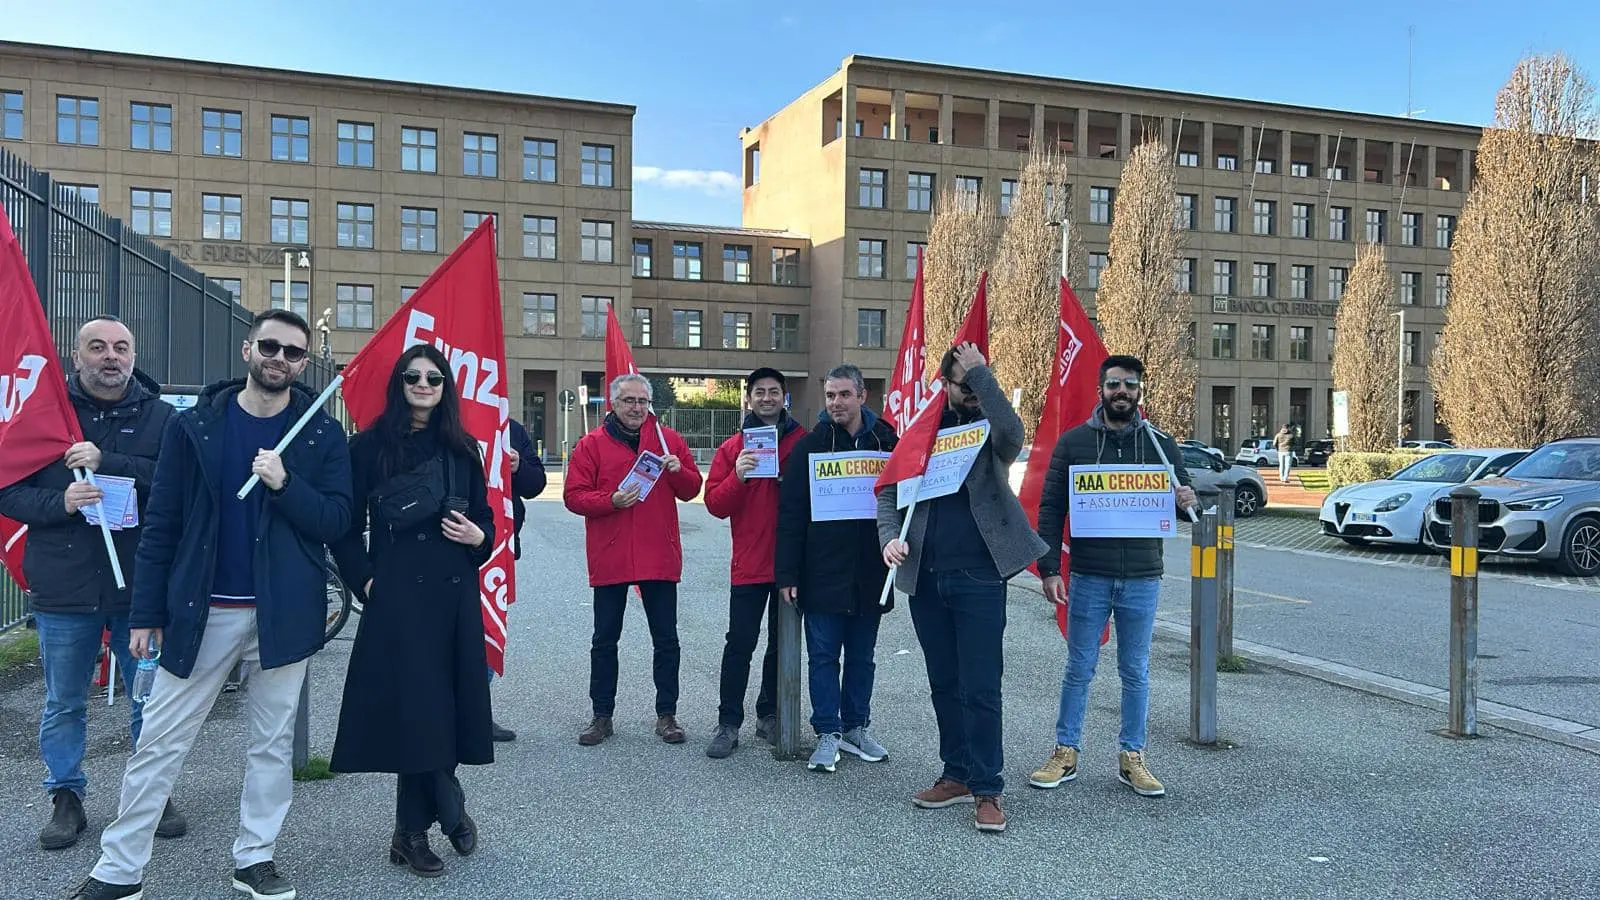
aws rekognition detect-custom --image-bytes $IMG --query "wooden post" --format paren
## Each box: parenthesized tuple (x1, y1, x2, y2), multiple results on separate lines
(772, 598, 805, 760)
(1189, 489, 1220, 745)
(1447, 486, 1480, 737)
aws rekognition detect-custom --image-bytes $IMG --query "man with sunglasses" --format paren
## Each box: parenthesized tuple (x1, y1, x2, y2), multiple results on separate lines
(1029, 354, 1196, 802)
(71, 309, 353, 900)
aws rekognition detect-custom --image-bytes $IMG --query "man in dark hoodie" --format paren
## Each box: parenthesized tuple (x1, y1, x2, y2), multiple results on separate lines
(702, 367, 806, 759)
(0, 316, 187, 851)
(775, 364, 898, 774)
(487, 417, 547, 743)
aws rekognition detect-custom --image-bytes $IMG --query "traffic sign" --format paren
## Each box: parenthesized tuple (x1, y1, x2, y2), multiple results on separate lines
(558, 389, 576, 412)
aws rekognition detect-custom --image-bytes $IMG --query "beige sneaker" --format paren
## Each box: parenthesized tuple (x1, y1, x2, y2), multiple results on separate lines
(1118, 750, 1166, 797)
(1028, 744, 1078, 789)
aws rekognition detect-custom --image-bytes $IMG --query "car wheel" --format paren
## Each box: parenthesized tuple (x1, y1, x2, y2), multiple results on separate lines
(1556, 517, 1600, 577)
(1233, 484, 1262, 518)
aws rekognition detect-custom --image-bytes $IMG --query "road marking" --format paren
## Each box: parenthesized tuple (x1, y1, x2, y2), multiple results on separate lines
(1163, 574, 1311, 605)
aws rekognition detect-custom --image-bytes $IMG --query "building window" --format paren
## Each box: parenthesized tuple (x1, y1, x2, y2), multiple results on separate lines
(633, 307, 652, 346)
(723, 244, 752, 283)
(1090, 187, 1114, 224)
(954, 175, 982, 209)
(1401, 211, 1421, 246)
(401, 206, 438, 252)
(673, 241, 703, 280)
(580, 220, 614, 263)
(131, 103, 172, 152)
(772, 247, 800, 285)
(1329, 207, 1350, 241)
(58, 183, 98, 204)
(336, 202, 375, 249)
(1251, 324, 1275, 359)
(857, 238, 886, 278)
(1328, 266, 1349, 300)
(724, 311, 753, 349)
(462, 211, 497, 244)
(523, 138, 557, 182)
(269, 280, 309, 318)
(906, 241, 925, 279)
(580, 296, 608, 339)
(1403, 331, 1421, 366)
(1327, 165, 1349, 181)
(270, 198, 310, 245)
(1327, 327, 1336, 362)
(1435, 273, 1451, 306)
(1213, 259, 1236, 296)
(401, 127, 438, 173)
(858, 168, 886, 208)
(1289, 326, 1311, 361)
(672, 309, 703, 348)
(269, 115, 308, 162)
(463, 132, 498, 178)
(1087, 252, 1108, 289)
(1214, 197, 1237, 233)
(1252, 199, 1275, 235)
(129, 189, 172, 237)
(523, 216, 557, 259)
(401, 286, 418, 303)
(56, 96, 99, 145)
(1290, 264, 1313, 299)
(1000, 179, 1018, 216)
(1255, 158, 1277, 174)
(201, 108, 242, 157)
(1, 90, 21, 140)
(1174, 258, 1195, 293)
(1252, 262, 1275, 298)
(581, 143, 614, 186)
(1216, 154, 1238, 171)
(1176, 194, 1196, 230)
(201, 193, 242, 241)
(1436, 215, 1456, 249)
(334, 283, 374, 330)
(1292, 202, 1313, 239)
(216, 278, 242, 303)
(337, 120, 375, 167)
(1211, 323, 1236, 359)
(1365, 209, 1387, 243)
(907, 172, 934, 212)
(1291, 161, 1311, 177)
(772, 313, 800, 351)
(522, 293, 557, 336)
(633, 239, 652, 277)
(1400, 271, 1419, 305)
(1177, 151, 1199, 167)
(856, 309, 886, 348)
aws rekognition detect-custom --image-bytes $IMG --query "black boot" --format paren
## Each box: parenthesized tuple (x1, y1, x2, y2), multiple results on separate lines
(389, 831, 445, 877)
(489, 720, 516, 742)
(155, 798, 187, 838)
(40, 789, 87, 850)
(446, 812, 478, 856)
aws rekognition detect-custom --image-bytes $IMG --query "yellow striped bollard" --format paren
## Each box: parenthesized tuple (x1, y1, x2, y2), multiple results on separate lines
(1190, 487, 1220, 745)
(1448, 485, 1481, 737)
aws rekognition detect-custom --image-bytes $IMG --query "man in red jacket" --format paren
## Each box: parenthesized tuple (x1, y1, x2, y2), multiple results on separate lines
(563, 373, 704, 746)
(702, 367, 806, 759)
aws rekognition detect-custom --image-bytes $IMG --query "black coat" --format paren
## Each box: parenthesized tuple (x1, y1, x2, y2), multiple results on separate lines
(329, 423, 497, 774)
(774, 409, 899, 616)
(0, 371, 171, 616)
(507, 417, 547, 559)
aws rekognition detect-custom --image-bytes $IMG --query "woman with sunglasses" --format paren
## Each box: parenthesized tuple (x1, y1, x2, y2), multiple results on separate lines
(328, 344, 497, 878)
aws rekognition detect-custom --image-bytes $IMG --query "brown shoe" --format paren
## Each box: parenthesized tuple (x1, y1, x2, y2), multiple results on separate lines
(655, 715, 686, 744)
(911, 777, 975, 809)
(578, 716, 613, 746)
(974, 795, 1007, 833)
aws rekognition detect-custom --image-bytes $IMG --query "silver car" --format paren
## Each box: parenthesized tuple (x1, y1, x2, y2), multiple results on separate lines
(1179, 446, 1266, 518)
(1423, 437, 1600, 576)
(1320, 448, 1526, 546)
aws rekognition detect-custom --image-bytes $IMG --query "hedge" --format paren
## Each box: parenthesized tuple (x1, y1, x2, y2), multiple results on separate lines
(1326, 450, 1441, 488)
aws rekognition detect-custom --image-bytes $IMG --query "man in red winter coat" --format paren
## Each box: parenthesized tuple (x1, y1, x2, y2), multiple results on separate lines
(563, 374, 703, 747)
(702, 367, 807, 759)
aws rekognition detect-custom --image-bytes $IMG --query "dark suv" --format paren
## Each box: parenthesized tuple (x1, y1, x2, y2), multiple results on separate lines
(1302, 440, 1335, 467)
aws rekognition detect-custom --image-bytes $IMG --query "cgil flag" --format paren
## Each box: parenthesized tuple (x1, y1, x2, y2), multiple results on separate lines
(602, 302, 638, 413)
(883, 244, 928, 433)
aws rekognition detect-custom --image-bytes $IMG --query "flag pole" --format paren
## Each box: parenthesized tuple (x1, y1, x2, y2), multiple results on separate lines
(74, 469, 125, 589)
(1145, 422, 1200, 523)
(237, 375, 344, 499)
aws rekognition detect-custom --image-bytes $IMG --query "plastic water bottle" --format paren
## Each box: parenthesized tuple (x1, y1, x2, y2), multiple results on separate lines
(132, 645, 161, 704)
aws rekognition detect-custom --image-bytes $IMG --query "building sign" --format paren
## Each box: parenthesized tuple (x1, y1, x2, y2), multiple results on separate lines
(160, 242, 312, 268)
(1221, 298, 1339, 318)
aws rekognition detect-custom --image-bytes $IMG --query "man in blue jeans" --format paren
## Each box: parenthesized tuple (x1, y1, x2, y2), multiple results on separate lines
(0, 316, 187, 849)
(1031, 354, 1196, 798)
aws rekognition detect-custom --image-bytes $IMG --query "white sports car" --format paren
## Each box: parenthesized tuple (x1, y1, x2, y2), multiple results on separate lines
(1320, 448, 1528, 546)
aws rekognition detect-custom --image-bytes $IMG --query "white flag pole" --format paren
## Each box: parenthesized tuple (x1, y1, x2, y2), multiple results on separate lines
(1146, 423, 1200, 523)
(74, 469, 125, 589)
(237, 375, 343, 500)
(879, 480, 920, 607)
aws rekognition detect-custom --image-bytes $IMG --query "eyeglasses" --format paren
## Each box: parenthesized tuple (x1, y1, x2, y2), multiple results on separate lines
(255, 339, 308, 362)
(402, 370, 445, 387)
(953, 380, 974, 396)
(616, 397, 651, 407)
(1103, 378, 1142, 390)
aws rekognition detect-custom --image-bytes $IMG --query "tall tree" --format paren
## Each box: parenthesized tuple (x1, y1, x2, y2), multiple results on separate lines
(923, 181, 999, 379)
(1432, 52, 1600, 446)
(1332, 242, 1398, 452)
(1094, 136, 1196, 437)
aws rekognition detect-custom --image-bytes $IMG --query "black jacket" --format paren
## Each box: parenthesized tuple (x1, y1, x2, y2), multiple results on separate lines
(774, 408, 899, 616)
(1036, 407, 1193, 580)
(508, 417, 547, 558)
(0, 371, 172, 616)
(129, 378, 353, 677)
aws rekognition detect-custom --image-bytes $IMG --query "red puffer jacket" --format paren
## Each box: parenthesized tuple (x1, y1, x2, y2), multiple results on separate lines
(703, 413, 807, 586)
(563, 417, 704, 587)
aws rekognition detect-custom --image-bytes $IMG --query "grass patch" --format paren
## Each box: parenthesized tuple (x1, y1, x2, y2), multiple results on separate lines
(293, 756, 334, 782)
(0, 629, 39, 671)
(1217, 655, 1250, 673)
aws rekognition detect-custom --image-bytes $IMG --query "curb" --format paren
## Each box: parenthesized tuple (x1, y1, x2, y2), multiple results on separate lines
(1259, 505, 1319, 519)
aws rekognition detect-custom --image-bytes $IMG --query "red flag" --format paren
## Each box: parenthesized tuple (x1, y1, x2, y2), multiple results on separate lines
(0, 205, 83, 589)
(338, 219, 518, 674)
(884, 246, 928, 432)
(874, 272, 989, 494)
(602, 302, 637, 413)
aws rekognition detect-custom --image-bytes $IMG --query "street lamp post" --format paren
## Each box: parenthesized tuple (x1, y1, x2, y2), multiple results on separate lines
(1393, 309, 1406, 445)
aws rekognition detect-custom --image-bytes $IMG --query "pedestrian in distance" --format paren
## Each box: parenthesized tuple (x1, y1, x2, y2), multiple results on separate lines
(1275, 424, 1294, 484)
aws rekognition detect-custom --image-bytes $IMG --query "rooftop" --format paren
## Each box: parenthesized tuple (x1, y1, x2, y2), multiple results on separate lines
(633, 220, 809, 240)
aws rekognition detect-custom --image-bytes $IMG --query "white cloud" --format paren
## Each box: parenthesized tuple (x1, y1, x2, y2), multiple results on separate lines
(634, 166, 741, 197)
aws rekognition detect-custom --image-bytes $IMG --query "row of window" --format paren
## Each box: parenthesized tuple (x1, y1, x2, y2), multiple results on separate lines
(523, 303, 803, 351)
(632, 240, 803, 285)
(1174, 193, 1457, 247)
(0, 91, 617, 186)
(1206, 323, 1437, 365)
(858, 168, 1045, 216)
(1165, 259, 1451, 306)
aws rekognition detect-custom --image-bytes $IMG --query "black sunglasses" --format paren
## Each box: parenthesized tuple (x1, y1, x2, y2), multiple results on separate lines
(1103, 378, 1142, 390)
(255, 339, 308, 362)
(402, 370, 445, 387)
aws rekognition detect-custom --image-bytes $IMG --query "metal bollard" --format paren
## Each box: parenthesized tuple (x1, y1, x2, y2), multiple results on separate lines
(1216, 480, 1237, 660)
(772, 596, 805, 760)
(292, 662, 311, 771)
(1189, 488, 1220, 746)
(1447, 486, 1480, 737)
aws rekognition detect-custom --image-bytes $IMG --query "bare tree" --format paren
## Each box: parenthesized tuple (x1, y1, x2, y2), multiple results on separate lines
(1094, 136, 1196, 437)
(1432, 52, 1600, 446)
(1332, 242, 1398, 452)
(923, 181, 999, 379)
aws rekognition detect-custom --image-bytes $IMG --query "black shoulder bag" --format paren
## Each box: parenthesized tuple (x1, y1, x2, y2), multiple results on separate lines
(371, 454, 448, 532)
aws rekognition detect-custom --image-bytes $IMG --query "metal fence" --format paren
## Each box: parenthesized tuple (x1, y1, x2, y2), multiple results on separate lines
(658, 408, 746, 462)
(0, 146, 340, 633)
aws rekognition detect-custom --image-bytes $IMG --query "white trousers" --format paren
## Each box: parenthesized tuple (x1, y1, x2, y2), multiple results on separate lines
(92, 607, 308, 885)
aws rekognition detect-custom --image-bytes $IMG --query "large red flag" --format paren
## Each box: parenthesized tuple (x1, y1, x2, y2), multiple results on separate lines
(602, 302, 637, 413)
(0, 206, 84, 590)
(338, 219, 517, 674)
(883, 245, 928, 432)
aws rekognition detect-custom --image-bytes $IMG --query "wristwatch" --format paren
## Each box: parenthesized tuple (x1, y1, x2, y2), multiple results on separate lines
(268, 471, 292, 496)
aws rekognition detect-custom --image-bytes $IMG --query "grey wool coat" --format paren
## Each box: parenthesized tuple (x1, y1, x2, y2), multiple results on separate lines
(876, 364, 1050, 596)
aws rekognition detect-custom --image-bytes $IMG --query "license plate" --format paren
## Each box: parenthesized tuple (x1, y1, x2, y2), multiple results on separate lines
(1351, 513, 1377, 523)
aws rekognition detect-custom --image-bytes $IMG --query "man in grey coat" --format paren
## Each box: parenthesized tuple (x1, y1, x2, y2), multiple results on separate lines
(877, 342, 1047, 834)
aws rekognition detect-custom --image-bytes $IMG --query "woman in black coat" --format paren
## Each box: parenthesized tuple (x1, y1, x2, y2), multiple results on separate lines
(329, 344, 497, 878)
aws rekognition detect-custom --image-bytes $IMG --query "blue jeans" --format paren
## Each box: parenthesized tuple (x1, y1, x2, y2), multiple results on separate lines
(1054, 574, 1160, 752)
(908, 568, 1008, 796)
(803, 611, 881, 735)
(35, 610, 140, 797)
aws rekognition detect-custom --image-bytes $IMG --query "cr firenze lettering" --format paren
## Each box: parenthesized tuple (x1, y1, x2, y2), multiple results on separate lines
(161, 242, 312, 267)
(1227, 299, 1338, 317)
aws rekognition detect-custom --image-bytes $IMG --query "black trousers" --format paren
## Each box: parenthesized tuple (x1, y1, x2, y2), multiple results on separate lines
(396, 767, 465, 834)
(717, 583, 779, 728)
(590, 581, 680, 717)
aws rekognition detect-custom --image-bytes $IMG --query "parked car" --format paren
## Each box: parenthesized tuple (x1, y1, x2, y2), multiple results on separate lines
(1179, 446, 1266, 518)
(1403, 440, 1455, 450)
(1321, 448, 1527, 547)
(1180, 439, 1226, 464)
(1235, 438, 1287, 468)
(1301, 439, 1335, 467)
(1423, 436, 1600, 576)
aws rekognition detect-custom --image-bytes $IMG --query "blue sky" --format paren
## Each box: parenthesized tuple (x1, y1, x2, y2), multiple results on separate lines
(11, 1, 1597, 226)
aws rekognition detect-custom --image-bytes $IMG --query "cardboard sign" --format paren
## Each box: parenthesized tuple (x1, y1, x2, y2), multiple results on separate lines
(1066, 464, 1178, 538)
(895, 421, 990, 509)
(808, 451, 891, 521)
